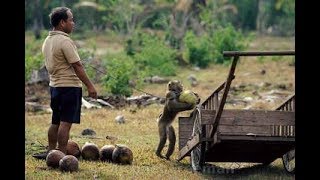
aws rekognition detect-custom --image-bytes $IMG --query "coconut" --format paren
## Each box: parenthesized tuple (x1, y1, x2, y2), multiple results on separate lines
(81, 142, 99, 161)
(178, 90, 198, 106)
(66, 140, 81, 159)
(112, 145, 133, 165)
(59, 155, 79, 172)
(100, 145, 115, 162)
(46, 149, 65, 168)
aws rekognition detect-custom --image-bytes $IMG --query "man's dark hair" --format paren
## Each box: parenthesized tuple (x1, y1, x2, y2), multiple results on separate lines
(49, 7, 70, 27)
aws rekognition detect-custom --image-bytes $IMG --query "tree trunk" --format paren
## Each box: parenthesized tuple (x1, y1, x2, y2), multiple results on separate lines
(190, 0, 206, 36)
(169, 0, 206, 49)
(33, 0, 43, 39)
(256, 0, 268, 35)
(191, 0, 206, 16)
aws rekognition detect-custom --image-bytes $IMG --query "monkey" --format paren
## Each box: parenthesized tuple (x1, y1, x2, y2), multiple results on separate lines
(156, 80, 200, 160)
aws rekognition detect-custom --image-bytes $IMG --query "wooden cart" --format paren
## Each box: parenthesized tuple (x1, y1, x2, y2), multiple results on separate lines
(177, 51, 295, 173)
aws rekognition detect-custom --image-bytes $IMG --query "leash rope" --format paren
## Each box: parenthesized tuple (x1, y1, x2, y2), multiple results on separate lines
(81, 59, 164, 99)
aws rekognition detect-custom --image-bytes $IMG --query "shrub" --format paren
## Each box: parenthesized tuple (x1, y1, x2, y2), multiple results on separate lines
(211, 24, 250, 64)
(183, 31, 213, 68)
(182, 25, 251, 67)
(25, 34, 45, 81)
(25, 52, 44, 81)
(133, 33, 177, 76)
(102, 53, 136, 97)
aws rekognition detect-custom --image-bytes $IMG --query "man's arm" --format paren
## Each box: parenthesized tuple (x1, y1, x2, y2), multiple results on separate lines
(71, 61, 97, 99)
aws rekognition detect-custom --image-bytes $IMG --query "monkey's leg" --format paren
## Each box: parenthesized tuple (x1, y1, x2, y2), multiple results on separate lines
(156, 123, 167, 159)
(165, 125, 176, 160)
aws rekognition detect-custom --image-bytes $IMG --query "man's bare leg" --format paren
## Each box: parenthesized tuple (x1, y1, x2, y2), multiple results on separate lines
(48, 124, 59, 151)
(57, 121, 72, 154)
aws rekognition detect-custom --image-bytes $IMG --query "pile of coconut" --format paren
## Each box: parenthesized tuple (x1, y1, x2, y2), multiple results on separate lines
(46, 140, 133, 172)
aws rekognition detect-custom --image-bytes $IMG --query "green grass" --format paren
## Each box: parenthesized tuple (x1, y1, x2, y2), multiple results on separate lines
(25, 34, 295, 179)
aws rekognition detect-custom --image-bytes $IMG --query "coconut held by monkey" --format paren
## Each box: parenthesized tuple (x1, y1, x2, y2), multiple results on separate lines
(112, 144, 133, 165)
(178, 90, 199, 107)
(46, 149, 65, 168)
(59, 155, 79, 172)
(81, 142, 100, 161)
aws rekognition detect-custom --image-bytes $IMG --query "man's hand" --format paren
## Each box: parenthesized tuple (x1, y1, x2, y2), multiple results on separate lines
(87, 85, 97, 99)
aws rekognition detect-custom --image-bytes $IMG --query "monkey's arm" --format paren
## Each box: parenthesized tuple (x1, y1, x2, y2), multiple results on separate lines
(166, 92, 194, 112)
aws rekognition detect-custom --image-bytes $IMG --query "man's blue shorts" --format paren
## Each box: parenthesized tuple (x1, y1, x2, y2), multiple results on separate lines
(50, 86, 82, 124)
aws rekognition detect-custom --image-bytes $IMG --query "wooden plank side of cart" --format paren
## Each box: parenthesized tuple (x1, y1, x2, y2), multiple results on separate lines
(178, 109, 295, 161)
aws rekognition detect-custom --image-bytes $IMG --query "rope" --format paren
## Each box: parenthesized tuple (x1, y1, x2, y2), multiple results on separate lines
(81, 59, 164, 99)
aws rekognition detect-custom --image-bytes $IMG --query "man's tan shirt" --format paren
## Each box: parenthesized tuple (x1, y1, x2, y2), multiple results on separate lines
(42, 31, 82, 87)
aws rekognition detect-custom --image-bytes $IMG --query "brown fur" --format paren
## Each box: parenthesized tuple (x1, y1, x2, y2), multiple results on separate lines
(156, 80, 200, 160)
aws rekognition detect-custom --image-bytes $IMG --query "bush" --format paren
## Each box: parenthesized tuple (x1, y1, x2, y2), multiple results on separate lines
(124, 32, 144, 56)
(183, 31, 213, 68)
(103, 32, 178, 96)
(183, 25, 250, 67)
(25, 52, 44, 81)
(102, 53, 136, 97)
(211, 24, 250, 64)
(133, 33, 177, 76)
(267, 0, 295, 36)
(25, 31, 46, 81)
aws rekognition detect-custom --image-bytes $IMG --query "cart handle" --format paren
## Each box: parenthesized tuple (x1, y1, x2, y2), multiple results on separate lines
(223, 50, 295, 57)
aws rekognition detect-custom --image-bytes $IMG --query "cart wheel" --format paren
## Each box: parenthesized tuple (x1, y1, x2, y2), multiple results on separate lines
(190, 107, 205, 171)
(282, 148, 295, 173)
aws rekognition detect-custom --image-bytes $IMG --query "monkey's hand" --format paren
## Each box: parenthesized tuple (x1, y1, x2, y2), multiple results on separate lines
(193, 92, 201, 104)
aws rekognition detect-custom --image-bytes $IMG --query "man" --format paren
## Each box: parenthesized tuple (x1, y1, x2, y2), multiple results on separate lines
(33, 7, 97, 159)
